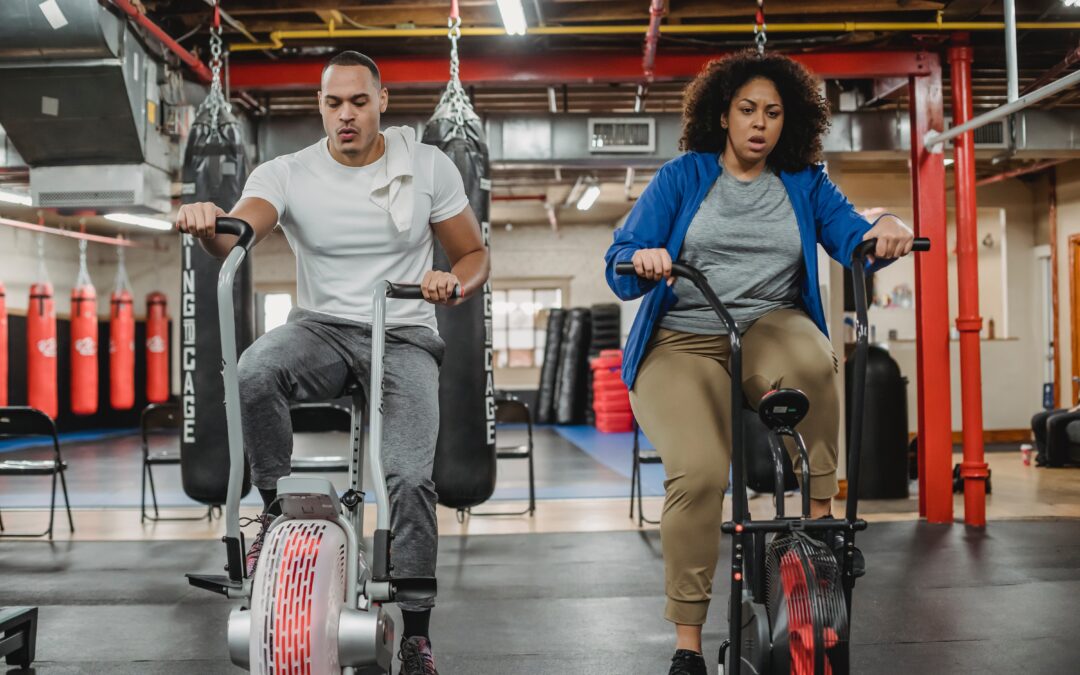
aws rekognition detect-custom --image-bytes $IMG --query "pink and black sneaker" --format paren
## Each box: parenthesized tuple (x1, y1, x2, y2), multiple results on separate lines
(398, 636, 438, 675)
(241, 513, 275, 578)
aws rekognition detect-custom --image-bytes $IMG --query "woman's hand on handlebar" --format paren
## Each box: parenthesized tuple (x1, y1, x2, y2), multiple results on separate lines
(861, 214, 914, 263)
(421, 270, 461, 305)
(176, 202, 226, 239)
(631, 248, 675, 286)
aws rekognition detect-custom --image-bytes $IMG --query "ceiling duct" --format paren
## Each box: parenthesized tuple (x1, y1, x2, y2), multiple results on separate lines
(0, 0, 179, 212)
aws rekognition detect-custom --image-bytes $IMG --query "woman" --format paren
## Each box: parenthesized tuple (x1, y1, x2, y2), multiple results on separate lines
(603, 50, 914, 675)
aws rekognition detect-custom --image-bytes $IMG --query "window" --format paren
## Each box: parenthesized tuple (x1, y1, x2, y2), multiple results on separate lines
(492, 287, 564, 368)
(261, 293, 293, 334)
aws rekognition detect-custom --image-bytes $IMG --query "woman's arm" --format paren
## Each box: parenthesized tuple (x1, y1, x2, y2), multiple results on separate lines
(604, 163, 681, 300)
(809, 166, 912, 269)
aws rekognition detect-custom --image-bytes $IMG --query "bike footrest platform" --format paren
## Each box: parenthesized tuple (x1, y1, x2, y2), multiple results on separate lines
(187, 573, 244, 597)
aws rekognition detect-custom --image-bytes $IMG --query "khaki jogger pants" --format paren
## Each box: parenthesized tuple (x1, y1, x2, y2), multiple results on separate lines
(629, 308, 841, 625)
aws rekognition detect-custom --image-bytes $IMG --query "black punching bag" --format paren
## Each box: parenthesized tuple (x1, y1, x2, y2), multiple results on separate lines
(179, 101, 253, 504)
(423, 94, 497, 510)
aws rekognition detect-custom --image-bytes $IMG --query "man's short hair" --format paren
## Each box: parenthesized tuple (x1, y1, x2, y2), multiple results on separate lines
(322, 51, 381, 84)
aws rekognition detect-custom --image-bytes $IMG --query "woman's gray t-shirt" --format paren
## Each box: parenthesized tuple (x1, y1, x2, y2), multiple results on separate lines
(659, 166, 803, 335)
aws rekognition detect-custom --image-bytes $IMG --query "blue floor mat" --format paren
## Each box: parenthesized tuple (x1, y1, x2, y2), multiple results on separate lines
(553, 425, 665, 496)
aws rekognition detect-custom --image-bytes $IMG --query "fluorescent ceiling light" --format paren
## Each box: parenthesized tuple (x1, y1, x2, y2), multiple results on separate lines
(0, 189, 32, 206)
(105, 212, 173, 231)
(576, 185, 601, 211)
(1065, 0, 1080, 8)
(496, 0, 528, 36)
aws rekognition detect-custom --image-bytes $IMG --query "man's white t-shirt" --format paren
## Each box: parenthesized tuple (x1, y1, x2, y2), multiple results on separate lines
(241, 136, 470, 331)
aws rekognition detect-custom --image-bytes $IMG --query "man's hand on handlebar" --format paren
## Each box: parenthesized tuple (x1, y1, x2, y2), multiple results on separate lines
(176, 202, 227, 239)
(631, 248, 676, 287)
(421, 270, 461, 305)
(861, 214, 914, 263)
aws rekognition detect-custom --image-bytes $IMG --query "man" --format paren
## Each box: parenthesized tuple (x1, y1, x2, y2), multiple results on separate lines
(176, 50, 488, 675)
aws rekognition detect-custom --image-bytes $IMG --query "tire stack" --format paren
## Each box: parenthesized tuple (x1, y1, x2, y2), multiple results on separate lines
(586, 303, 621, 425)
(591, 349, 633, 432)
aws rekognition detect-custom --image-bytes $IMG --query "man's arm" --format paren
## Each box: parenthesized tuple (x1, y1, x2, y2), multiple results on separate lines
(175, 197, 279, 259)
(425, 205, 490, 305)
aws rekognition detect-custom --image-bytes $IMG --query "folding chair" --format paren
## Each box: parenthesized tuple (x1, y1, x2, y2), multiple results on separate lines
(0, 407, 74, 539)
(629, 418, 661, 527)
(141, 402, 214, 522)
(469, 391, 536, 517)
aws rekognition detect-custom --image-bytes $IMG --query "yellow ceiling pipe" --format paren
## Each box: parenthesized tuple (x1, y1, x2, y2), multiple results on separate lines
(230, 21, 1080, 52)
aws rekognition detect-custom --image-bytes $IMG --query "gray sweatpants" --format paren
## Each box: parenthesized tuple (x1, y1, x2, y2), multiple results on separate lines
(237, 307, 445, 611)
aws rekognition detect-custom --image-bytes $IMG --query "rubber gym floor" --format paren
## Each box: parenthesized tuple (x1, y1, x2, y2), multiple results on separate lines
(2, 426, 1079, 674)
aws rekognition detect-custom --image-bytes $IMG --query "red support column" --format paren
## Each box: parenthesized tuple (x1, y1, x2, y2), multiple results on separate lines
(949, 41, 990, 526)
(908, 56, 954, 523)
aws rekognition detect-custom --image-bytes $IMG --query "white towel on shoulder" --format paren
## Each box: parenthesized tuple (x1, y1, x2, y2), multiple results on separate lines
(369, 125, 417, 233)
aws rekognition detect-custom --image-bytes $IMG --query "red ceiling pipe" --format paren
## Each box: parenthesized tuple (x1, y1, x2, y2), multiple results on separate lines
(974, 159, 1067, 188)
(228, 51, 933, 90)
(110, 0, 213, 84)
(642, 0, 666, 82)
(908, 54, 953, 523)
(1021, 42, 1080, 96)
(949, 39, 989, 527)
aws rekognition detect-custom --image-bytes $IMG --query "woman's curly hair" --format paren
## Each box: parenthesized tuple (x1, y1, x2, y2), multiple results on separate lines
(680, 50, 830, 174)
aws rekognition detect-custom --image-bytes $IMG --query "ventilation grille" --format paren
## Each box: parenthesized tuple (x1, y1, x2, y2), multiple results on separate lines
(589, 117, 656, 153)
(973, 120, 1006, 146)
(37, 190, 135, 206)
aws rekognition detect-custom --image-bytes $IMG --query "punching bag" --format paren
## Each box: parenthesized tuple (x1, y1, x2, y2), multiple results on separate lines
(70, 288, 98, 415)
(109, 289, 135, 411)
(535, 309, 566, 424)
(0, 281, 7, 407)
(422, 85, 497, 510)
(179, 92, 253, 504)
(70, 241, 98, 415)
(27, 282, 58, 419)
(145, 292, 170, 404)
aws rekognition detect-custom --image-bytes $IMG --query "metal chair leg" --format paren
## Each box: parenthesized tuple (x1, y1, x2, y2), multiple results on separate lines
(59, 466, 74, 533)
(47, 472, 57, 540)
(147, 462, 161, 518)
(527, 450, 536, 516)
(140, 460, 149, 523)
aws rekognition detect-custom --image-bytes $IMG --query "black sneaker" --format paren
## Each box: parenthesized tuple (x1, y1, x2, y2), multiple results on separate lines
(669, 649, 707, 675)
(399, 636, 438, 675)
(816, 517, 866, 578)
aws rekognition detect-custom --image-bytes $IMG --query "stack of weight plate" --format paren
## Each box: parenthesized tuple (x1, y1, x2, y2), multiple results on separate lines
(590, 349, 633, 433)
(586, 304, 621, 426)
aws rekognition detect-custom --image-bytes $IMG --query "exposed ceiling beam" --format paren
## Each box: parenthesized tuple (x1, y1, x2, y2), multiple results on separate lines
(230, 50, 934, 90)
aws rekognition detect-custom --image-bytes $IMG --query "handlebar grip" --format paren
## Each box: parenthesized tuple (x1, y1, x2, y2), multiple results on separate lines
(615, 262, 637, 276)
(386, 282, 463, 300)
(853, 237, 931, 261)
(214, 217, 256, 252)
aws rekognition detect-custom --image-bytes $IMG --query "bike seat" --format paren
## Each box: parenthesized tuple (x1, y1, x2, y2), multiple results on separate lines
(757, 388, 810, 431)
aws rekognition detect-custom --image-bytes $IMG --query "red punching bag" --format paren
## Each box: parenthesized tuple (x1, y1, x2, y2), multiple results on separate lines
(0, 281, 8, 407)
(145, 292, 169, 403)
(28, 284, 58, 419)
(109, 246, 135, 411)
(70, 241, 98, 415)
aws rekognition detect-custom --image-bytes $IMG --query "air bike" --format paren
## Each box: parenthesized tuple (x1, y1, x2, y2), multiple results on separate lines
(617, 230, 930, 674)
(187, 217, 444, 674)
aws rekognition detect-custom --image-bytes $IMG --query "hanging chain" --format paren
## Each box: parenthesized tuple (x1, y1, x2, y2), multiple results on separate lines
(196, 1, 228, 128)
(76, 239, 92, 288)
(441, 14, 468, 128)
(114, 241, 133, 295)
(36, 233, 51, 285)
(754, 0, 767, 56)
